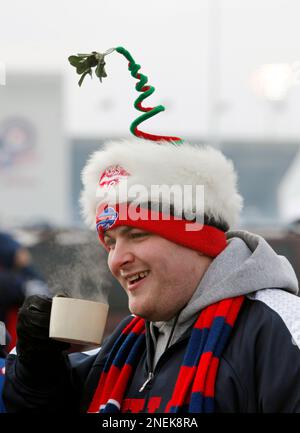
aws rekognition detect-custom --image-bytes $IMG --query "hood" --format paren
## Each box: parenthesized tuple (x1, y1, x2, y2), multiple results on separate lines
(180, 229, 298, 323)
(150, 230, 299, 367)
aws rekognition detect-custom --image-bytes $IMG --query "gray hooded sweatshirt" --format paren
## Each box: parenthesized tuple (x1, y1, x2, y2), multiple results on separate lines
(151, 230, 299, 368)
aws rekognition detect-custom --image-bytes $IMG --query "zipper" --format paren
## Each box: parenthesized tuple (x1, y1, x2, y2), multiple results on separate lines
(138, 334, 190, 394)
(139, 315, 184, 394)
(139, 371, 154, 392)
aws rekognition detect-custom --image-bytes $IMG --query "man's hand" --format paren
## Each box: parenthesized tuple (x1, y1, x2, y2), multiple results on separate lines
(16, 295, 69, 366)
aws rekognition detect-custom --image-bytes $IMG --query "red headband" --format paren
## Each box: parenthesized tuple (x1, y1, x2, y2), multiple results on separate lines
(96, 203, 227, 258)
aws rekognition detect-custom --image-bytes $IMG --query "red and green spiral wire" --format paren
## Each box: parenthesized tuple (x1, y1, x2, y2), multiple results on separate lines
(115, 46, 182, 143)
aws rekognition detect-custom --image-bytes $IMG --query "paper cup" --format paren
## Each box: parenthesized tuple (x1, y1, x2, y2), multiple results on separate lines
(49, 296, 109, 345)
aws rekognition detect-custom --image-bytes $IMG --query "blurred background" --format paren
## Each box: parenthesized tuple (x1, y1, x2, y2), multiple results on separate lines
(1, 0, 300, 341)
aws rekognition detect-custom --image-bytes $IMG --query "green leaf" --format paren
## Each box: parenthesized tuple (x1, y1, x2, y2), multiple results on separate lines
(76, 59, 90, 74)
(98, 69, 107, 83)
(86, 55, 98, 68)
(68, 55, 81, 67)
(95, 59, 107, 82)
(78, 69, 92, 87)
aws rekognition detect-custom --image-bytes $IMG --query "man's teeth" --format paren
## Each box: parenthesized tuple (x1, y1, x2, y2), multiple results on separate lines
(127, 271, 149, 282)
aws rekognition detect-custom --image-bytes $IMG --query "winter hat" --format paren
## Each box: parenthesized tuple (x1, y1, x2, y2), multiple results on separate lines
(69, 47, 243, 257)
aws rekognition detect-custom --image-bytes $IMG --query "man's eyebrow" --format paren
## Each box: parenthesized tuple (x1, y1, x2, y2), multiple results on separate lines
(119, 226, 135, 235)
(103, 226, 134, 239)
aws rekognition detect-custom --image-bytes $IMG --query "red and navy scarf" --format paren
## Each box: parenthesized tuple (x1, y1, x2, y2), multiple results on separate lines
(88, 296, 244, 413)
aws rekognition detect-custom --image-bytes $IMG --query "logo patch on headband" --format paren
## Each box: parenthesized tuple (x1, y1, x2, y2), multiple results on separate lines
(99, 165, 130, 188)
(96, 206, 119, 232)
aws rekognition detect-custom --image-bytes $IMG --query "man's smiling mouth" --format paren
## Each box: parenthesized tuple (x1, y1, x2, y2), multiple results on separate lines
(121, 270, 150, 290)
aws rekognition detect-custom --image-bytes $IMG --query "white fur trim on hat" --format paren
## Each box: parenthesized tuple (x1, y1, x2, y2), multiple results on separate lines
(80, 138, 243, 230)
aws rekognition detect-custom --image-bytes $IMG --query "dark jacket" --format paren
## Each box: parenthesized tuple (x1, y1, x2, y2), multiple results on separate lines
(3, 291, 300, 413)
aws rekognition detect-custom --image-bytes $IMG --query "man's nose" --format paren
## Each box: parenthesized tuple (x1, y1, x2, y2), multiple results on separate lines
(108, 240, 134, 273)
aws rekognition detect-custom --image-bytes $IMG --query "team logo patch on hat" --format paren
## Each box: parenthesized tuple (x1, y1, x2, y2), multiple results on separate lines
(96, 206, 119, 232)
(99, 165, 130, 188)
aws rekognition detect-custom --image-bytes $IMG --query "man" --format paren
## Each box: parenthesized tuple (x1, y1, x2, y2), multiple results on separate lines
(3, 138, 300, 412)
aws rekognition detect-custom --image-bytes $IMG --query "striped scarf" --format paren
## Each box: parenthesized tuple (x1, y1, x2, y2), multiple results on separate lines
(88, 296, 244, 413)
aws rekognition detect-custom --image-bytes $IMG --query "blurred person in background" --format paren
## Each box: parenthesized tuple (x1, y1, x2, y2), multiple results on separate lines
(0, 230, 49, 352)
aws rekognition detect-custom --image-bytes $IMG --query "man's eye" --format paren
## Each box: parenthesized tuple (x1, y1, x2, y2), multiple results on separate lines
(130, 232, 148, 239)
(104, 238, 115, 249)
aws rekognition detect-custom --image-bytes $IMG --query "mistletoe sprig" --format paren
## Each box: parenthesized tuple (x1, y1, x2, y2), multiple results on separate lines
(68, 46, 182, 142)
(68, 48, 115, 86)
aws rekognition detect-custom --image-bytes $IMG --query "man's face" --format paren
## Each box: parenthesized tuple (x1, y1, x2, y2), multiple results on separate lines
(104, 226, 213, 321)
